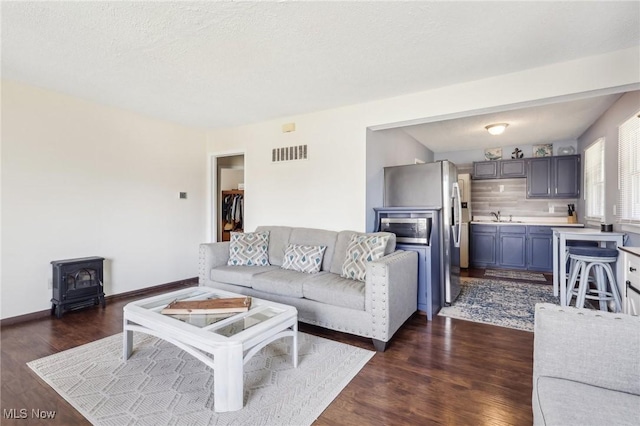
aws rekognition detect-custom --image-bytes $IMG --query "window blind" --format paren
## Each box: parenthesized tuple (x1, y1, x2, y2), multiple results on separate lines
(618, 112, 640, 223)
(584, 138, 604, 219)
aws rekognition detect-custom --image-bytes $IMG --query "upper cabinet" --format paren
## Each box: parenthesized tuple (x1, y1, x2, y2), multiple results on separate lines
(500, 159, 527, 178)
(473, 159, 526, 179)
(526, 155, 580, 199)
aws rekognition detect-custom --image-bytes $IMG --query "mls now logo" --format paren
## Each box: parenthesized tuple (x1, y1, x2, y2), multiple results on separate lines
(3, 408, 56, 419)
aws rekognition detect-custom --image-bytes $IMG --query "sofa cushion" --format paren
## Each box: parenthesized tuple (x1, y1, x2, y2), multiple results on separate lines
(255, 226, 293, 266)
(228, 231, 270, 266)
(281, 244, 327, 274)
(340, 234, 390, 281)
(303, 273, 365, 310)
(251, 268, 315, 298)
(330, 231, 396, 275)
(210, 265, 279, 288)
(535, 376, 640, 426)
(288, 228, 338, 271)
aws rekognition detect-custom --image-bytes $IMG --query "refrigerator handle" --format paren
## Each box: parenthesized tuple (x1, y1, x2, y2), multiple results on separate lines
(452, 182, 462, 247)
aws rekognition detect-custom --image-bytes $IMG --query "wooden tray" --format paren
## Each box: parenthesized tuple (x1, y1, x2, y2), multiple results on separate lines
(161, 297, 251, 315)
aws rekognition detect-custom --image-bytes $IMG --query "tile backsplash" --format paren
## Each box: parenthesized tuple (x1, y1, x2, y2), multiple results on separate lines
(469, 177, 578, 220)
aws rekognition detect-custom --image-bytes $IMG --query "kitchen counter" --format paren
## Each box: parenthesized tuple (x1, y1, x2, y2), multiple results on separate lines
(471, 220, 585, 227)
(619, 246, 640, 257)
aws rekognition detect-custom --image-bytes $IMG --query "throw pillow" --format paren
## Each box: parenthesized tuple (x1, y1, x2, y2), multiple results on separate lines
(281, 244, 327, 274)
(227, 231, 270, 266)
(341, 234, 390, 282)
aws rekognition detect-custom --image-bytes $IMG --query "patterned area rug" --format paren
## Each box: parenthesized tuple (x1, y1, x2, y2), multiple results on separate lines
(28, 332, 374, 425)
(484, 269, 547, 282)
(439, 277, 558, 331)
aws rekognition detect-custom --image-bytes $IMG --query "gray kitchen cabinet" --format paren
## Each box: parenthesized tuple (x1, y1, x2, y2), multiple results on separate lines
(396, 243, 441, 320)
(527, 226, 553, 271)
(527, 155, 580, 199)
(499, 159, 527, 178)
(470, 224, 498, 267)
(473, 161, 498, 179)
(471, 224, 557, 271)
(498, 225, 527, 269)
(473, 159, 526, 179)
(526, 158, 553, 197)
(554, 155, 581, 198)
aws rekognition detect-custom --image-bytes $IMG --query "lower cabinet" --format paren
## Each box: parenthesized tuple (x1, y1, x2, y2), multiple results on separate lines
(396, 243, 441, 321)
(498, 226, 527, 268)
(527, 227, 553, 271)
(470, 225, 498, 267)
(471, 224, 554, 272)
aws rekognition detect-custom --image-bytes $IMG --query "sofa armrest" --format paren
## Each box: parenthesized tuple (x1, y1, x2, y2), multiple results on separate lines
(198, 242, 231, 286)
(533, 303, 640, 395)
(365, 250, 418, 342)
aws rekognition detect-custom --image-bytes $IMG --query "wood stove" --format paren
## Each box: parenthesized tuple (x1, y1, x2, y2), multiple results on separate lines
(51, 256, 105, 318)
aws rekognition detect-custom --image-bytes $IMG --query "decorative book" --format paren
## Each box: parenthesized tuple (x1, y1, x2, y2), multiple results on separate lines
(161, 297, 251, 315)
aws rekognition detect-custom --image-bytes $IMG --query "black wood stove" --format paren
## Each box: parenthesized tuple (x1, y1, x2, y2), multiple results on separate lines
(51, 256, 105, 318)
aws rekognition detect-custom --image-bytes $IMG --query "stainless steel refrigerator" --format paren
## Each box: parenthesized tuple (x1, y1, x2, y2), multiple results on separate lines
(383, 160, 462, 304)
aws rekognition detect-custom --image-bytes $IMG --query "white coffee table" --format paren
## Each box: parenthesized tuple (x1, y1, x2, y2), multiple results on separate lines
(123, 286, 298, 412)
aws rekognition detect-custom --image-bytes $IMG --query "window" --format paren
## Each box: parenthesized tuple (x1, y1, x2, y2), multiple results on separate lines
(618, 112, 640, 223)
(584, 138, 605, 220)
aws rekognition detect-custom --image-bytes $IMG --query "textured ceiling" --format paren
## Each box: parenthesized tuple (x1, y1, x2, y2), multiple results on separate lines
(401, 93, 626, 152)
(2, 1, 639, 136)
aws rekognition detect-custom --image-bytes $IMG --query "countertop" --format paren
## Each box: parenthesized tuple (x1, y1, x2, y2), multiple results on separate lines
(550, 227, 625, 235)
(619, 246, 640, 257)
(470, 221, 585, 227)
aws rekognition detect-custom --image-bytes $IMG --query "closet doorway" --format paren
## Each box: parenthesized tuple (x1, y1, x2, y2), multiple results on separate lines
(215, 154, 244, 242)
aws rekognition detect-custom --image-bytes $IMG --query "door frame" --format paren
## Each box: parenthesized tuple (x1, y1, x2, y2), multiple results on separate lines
(207, 150, 245, 242)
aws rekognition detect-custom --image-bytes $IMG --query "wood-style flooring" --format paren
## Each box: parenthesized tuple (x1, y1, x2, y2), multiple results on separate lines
(1, 270, 546, 425)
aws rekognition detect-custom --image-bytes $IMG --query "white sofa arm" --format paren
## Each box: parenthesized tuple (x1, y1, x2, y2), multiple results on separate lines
(198, 242, 230, 286)
(533, 303, 640, 394)
(366, 250, 418, 346)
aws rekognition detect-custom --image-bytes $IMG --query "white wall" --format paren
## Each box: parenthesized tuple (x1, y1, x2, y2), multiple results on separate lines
(365, 128, 434, 231)
(1, 80, 207, 319)
(220, 169, 244, 191)
(578, 90, 640, 245)
(206, 47, 639, 233)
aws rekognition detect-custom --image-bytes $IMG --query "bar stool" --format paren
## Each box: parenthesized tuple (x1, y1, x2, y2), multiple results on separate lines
(564, 241, 599, 281)
(566, 246, 622, 312)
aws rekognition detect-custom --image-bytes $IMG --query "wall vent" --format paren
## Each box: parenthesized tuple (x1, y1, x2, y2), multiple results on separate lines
(272, 145, 307, 162)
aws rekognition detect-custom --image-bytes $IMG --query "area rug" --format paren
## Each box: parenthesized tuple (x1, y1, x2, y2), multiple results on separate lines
(438, 277, 558, 331)
(27, 332, 374, 425)
(484, 269, 547, 282)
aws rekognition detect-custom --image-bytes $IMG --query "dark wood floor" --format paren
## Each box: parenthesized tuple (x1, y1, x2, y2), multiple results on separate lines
(1, 271, 544, 425)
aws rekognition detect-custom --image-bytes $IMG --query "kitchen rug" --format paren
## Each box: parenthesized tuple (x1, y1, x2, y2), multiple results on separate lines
(484, 269, 547, 282)
(27, 331, 374, 425)
(439, 277, 558, 331)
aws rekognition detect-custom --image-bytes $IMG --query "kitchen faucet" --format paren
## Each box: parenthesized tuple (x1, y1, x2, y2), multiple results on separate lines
(491, 211, 501, 222)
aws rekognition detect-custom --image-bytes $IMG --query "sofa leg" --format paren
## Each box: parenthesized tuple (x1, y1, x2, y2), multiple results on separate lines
(372, 339, 388, 352)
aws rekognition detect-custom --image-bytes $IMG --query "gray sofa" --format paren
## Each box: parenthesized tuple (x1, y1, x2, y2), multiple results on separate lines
(198, 226, 418, 351)
(533, 303, 640, 425)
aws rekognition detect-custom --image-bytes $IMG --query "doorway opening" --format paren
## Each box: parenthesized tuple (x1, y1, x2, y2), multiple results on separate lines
(210, 153, 245, 242)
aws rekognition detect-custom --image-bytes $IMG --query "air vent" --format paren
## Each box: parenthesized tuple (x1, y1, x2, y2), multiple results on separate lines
(272, 145, 307, 162)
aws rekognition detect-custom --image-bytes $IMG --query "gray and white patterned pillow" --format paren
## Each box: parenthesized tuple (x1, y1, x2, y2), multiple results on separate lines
(341, 234, 390, 281)
(227, 231, 270, 266)
(281, 244, 326, 274)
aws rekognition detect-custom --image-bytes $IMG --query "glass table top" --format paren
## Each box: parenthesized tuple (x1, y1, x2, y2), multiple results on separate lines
(135, 288, 287, 336)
